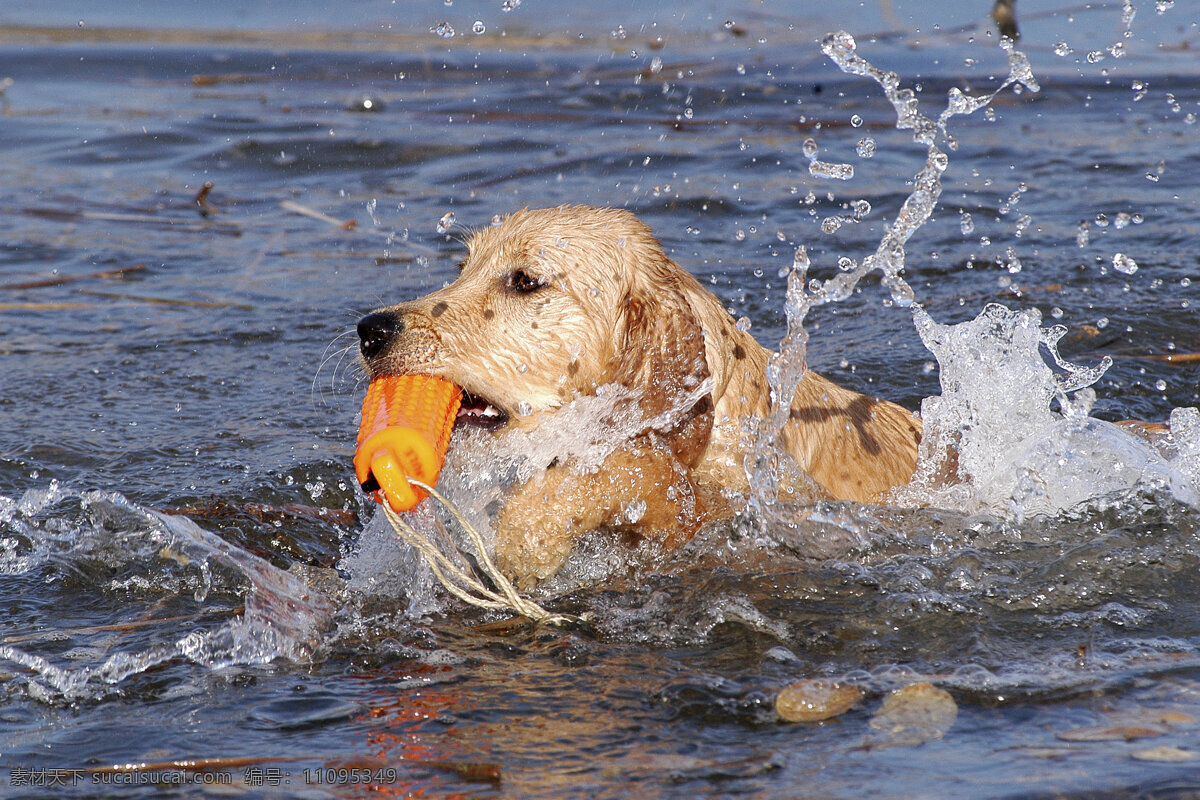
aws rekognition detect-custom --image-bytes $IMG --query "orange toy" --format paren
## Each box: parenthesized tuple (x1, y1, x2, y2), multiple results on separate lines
(355, 374, 463, 512)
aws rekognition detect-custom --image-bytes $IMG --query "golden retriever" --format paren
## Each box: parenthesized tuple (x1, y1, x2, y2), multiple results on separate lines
(357, 206, 921, 586)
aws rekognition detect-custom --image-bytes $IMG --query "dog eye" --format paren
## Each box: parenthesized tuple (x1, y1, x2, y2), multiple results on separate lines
(507, 269, 546, 294)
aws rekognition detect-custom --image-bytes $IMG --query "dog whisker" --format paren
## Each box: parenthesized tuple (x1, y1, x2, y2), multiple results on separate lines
(312, 329, 361, 408)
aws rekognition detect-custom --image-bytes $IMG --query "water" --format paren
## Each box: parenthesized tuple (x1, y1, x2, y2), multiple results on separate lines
(4, 1, 1200, 796)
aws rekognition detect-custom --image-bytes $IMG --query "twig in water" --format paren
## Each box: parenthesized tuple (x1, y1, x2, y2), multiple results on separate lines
(194, 181, 217, 217)
(280, 199, 357, 230)
(1140, 352, 1200, 364)
(75, 289, 254, 310)
(0, 264, 145, 291)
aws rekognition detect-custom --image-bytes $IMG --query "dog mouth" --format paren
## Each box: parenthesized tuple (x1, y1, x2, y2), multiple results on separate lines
(455, 390, 509, 432)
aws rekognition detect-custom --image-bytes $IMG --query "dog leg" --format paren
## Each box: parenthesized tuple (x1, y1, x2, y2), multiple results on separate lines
(494, 438, 705, 587)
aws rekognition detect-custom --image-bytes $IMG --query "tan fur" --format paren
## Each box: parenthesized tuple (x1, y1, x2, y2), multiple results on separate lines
(363, 206, 921, 586)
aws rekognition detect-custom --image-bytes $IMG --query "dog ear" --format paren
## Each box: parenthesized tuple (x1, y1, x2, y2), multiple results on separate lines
(615, 283, 714, 465)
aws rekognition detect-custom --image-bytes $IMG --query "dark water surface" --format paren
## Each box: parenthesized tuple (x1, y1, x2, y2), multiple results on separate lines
(3, 2, 1200, 797)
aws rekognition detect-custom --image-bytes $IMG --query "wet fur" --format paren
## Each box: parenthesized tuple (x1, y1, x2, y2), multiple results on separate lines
(362, 206, 922, 586)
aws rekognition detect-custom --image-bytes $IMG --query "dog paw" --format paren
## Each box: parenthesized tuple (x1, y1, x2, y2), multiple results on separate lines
(493, 502, 577, 589)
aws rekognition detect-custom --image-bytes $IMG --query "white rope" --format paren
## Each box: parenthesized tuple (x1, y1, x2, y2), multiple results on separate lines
(381, 480, 580, 626)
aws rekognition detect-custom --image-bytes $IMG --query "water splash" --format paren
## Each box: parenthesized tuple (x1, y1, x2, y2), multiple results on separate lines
(746, 31, 1039, 514)
(0, 491, 332, 702)
(742, 31, 1200, 526)
(892, 305, 1197, 518)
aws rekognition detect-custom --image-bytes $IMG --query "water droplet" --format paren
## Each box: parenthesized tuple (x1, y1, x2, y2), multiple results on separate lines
(821, 216, 843, 234)
(850, 114, 863, 127)
(1122, 0, 1137, 28)
(735, 229, 746, 241)
(431, 21, 455, 38)
(809, 160, 854, 180)
(472, 20, 486, 34)
(821, 30, 857, 58)
(1114, 212, 1131, 229)
(888, 281, 915, 308)
(1053, 41, 1072, 57)
(792, 246, 810, 272)
(723, 19, 735, 30)
(735, 316, 752, 332)
(437, 211, 456, 233)
(801, 138, 819, 158)
(1086, 50, 1104, 64)
(491, 213, 503, 226)
(1112, 253, 1138, 274)
(1005, 247, 1022, 273)
(1095, 213, 1110, 228)
(623, 499, 647, 523)
(516, 401, 532, 415)
(1155, 379, 1168, 392)
(960, 212, 975, 235)
(1076, 221, 1090, 248)
(1156, 0, 1175, 12)
(611, 25, 627, 40)
(837, 256, 855, 271)
(851, 199, 871, 218)
(502, 0, 521, 10)
(856, 137, 876, 158)
(1097, 316, 1110, 329)
(350, 94, 384, 112)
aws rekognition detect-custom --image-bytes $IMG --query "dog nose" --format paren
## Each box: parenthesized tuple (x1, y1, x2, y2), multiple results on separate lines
(357, 311, 403, 360)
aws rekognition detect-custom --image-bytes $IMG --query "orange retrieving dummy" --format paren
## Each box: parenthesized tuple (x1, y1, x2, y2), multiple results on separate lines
(355, 374, 462, 512)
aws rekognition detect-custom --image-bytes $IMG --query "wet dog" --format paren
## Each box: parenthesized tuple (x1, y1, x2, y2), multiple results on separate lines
(357, 206, 921, 586)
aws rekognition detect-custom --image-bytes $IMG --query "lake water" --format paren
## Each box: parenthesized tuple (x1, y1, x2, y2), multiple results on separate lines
(3, 1, 1200, 797)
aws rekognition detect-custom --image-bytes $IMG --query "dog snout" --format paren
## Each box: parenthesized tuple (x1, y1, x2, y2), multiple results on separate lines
(357, 311, 403, 360)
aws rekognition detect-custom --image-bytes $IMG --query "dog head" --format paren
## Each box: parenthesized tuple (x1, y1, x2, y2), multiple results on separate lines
(358, 206, 714, 460)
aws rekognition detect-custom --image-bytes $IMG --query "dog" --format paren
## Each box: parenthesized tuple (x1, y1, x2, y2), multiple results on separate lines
(357, 206, 922, 586)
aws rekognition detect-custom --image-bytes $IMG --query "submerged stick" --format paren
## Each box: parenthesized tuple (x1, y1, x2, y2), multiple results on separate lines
(1141, 352, 1200, 364)
(0, 264, 145, 291)
(280, 199, 357, 230)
